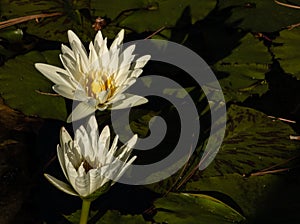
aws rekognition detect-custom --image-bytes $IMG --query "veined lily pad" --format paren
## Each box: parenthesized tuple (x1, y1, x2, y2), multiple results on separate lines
(153, 193, 245, 223)
(272, 27, 300, 79)
(0, 0, 94, 42)
(0, 50, 67, 121)
(203, 104, 299, 177)
(214, 33, 272, 102)
(91, 0, 216, 36)
(186, 173, 300, 223)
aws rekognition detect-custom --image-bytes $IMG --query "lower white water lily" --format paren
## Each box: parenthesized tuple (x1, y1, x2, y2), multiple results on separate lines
(35, 29, 150, 122)
(44, 115, 137, 199)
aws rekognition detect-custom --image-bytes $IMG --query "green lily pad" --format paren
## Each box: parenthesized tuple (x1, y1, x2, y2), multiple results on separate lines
(202, 104, 299, 177)
(91, 0, 216, 36)
(0, 50, 67, 121)
(65, 209, 147, 224)
(218, 0, 300, 32)
(97, 210, 147, 224)
(0, 0, 94, 42)
(214, 33, 272, 102)
(185, 172, 300, 223)
(153, 193, 245, 223)
(272, 27, 300, 79)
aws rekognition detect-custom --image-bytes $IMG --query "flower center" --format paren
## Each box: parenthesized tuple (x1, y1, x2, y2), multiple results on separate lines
(86, 72, 116, 103)
(91, 76, 115, 95)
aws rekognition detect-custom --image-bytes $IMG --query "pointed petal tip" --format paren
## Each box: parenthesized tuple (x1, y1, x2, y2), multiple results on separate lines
(44, 173, 79, 197)
(100, 125, 110, 139)
(60, 126, 68, 136)
(34, 63, 49, 72)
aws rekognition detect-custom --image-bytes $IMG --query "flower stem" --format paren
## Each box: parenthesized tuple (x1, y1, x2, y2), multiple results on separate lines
(80, 199, 91, 224)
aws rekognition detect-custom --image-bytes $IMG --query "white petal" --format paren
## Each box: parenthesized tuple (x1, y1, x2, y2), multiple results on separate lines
(59, 54, 81, 81)
(97, 126, 111, 164)
(89, 41, 98, 65)
(53, 84, 75, 100)
(105, 135, 119, 164)
(98, 37, 109, 60)
(73, 88, 89, 101)
(74, 164, 89, 197)
(129, 68, 143, 78)
(86, 115, 99, 160)
(75, 51, 89, 74)
(68, 30, 88, 57)
(116, 134, 137, 162)
(119, 45, 135, 68)
(114, 155, 137, 182)
(65, 155, 79, 188)
(88, 169, 109, 195)
(107, 92, 126, 104)
(44, 174, 78, 196)
(125, 134, 138, 150)
(35, 63, 74, 88)
(61, 44, 74, 58)
(133, 55, 151, 69)
(94, 30, 104, 54)
(108, 48, 120, 74)
(115, 69, 132, 87)
(67, 101, 97, 123)
(99, 48, 110, 71)
(60, 126, 72, 147)
(76, 125, 94, 163)
(110, 29, 124, 50)
(110, 94, 148, 110)
(57, 144, 68, 180)
(115, 64, 132, 85)
(113, 78, 136, 94)
(68, 30, 83, 45)
(110, 135, 119, 154)
(97, 89, 110, 104)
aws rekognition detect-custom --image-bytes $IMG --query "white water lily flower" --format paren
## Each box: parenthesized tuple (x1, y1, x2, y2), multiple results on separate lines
(44, 115, 137, 199)
(35, 29, 150, 122)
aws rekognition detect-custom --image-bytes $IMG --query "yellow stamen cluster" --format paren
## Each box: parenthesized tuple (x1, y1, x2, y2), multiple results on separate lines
(86, 72, 116, 103)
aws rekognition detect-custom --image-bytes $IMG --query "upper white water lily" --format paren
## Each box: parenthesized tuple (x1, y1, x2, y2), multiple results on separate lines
(35, 29, 150, 122)
(44, 115, 137, 199)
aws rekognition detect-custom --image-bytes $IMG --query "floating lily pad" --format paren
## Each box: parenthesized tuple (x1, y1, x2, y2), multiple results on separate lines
(185, 172, 300, 223)
(91, 0, 216, 36)
(153, 193, 245, 223)
(97, 210, 147, 224)
(272, 27, 300, 79)
(218, 0, 300, 32)
(0, 0, 94, 42)
(214, 33, 272, 102)
(202, 104, 299, 177)
(0, 50, 67, 121)
(64, 209, 147, 224)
